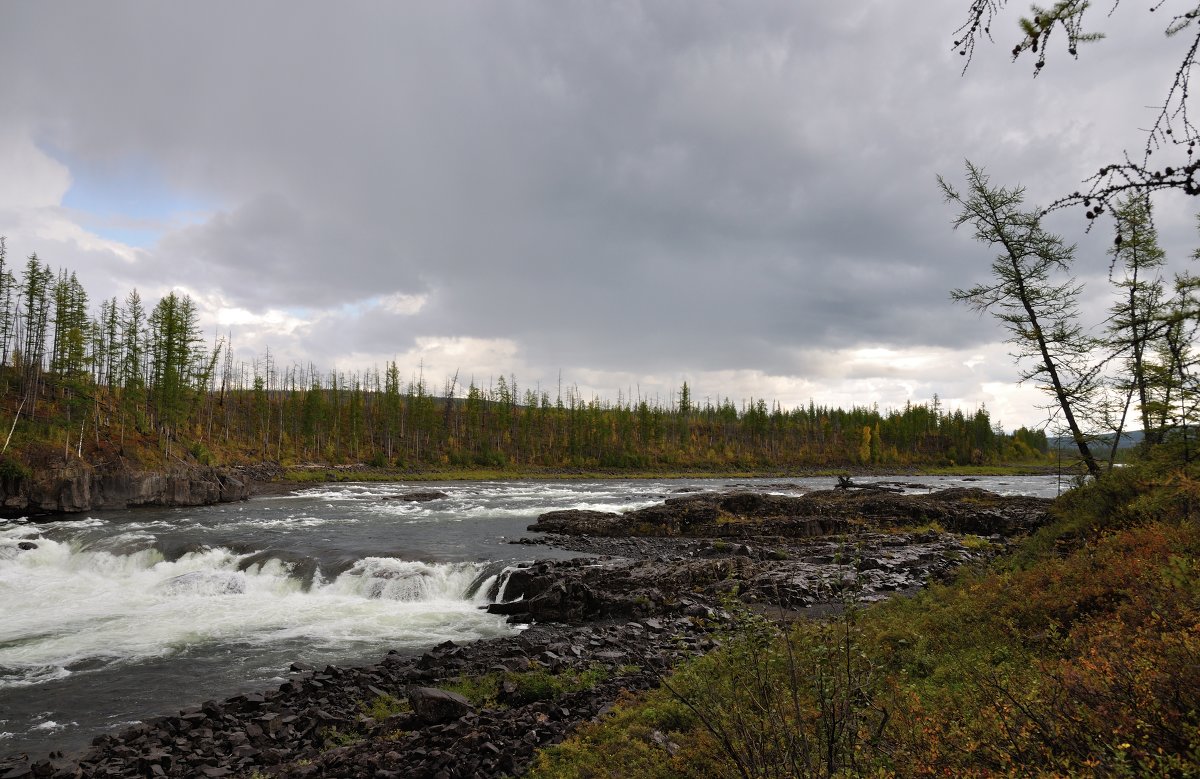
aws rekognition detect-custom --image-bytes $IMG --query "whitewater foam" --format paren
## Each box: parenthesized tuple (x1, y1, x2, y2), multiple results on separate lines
(0, 538, 514, 690)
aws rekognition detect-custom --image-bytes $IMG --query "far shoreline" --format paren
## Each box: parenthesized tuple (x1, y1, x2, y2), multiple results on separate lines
(253, 461, 1072, 496)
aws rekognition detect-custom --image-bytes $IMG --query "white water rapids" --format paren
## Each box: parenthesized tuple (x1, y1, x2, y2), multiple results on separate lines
(0, 539, 509, 692)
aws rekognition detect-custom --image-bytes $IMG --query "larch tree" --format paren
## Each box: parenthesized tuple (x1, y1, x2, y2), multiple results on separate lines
(19, 255, 53, 406)
(942, 161, 1103, 477)
(0, 238, 16, 370)
(1106, 195, 1169, 449)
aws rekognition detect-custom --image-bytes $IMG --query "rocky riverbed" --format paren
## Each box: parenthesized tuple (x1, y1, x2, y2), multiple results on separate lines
(0, 484, 1052, 779)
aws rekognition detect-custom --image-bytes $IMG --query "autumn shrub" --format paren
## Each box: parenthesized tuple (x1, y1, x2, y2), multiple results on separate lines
(861, 466, 1200, 775)
(531, 465, 1200, 777)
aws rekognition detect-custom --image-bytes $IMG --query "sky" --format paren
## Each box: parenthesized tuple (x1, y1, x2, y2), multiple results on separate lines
(0, 1, 1194, 430)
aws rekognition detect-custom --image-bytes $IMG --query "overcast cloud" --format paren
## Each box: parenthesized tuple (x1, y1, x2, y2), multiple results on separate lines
(0, 1, 1192, 429)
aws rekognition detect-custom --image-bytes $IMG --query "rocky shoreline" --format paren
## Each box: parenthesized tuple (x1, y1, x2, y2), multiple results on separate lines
(0, 617, 718, 779)
(0, 483, 1053, 779)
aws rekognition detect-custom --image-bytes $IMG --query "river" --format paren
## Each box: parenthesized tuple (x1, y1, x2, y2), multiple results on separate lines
(0, 474, 1063, 758)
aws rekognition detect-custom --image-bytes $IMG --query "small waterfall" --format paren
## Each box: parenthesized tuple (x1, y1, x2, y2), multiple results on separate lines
(494, 565, 521, 603)
(464, 560, 516, 602)
(0, 537, 517, 692)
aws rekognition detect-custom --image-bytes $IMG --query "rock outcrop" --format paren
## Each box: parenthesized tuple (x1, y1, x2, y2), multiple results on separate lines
(529, 487, 1051, 538)
(490, 527, 1001, 621)
(0, 462, 251, 518)
(507, 486, 1054, 621)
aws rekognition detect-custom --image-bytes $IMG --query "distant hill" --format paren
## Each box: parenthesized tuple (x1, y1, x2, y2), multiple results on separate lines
(1050, 430, 1144, 450)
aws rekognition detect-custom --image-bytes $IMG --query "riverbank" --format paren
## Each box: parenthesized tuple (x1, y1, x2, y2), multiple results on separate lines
(265, 461, 1065, 490)
(0, 448, 1065, 517)
(0, 461, 253, 519)
(0, 617, 720, 779)
(526, 461, 1200, 777)
(0, 482, 1054, 778)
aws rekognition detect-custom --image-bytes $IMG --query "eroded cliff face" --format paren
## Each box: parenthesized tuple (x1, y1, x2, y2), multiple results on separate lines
(0, 463, 250, 517)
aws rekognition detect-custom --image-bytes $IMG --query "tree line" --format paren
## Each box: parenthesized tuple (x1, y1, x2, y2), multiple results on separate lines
(0, 237, 1046, 472)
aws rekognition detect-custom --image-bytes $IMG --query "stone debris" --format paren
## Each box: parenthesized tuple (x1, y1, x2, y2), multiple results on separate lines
(0, 618, 718, 779)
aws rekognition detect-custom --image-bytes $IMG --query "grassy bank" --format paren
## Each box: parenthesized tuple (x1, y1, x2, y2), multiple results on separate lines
(275, 461, 1060, 485)
(527, 458, 1200, 777)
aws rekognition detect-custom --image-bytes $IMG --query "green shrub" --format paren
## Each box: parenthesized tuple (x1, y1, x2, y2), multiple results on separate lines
(447, 664, 612, 709)
(0, 454, 29, 482)
(362, 693, 408, 721)
(189, 442, 214, 466)
(527, 690, 698, 779)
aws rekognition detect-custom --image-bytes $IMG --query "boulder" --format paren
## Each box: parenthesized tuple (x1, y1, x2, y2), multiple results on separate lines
(405, 687, 474, 725)
(528, 509, 623, 535)
(528, 579, 605, 623)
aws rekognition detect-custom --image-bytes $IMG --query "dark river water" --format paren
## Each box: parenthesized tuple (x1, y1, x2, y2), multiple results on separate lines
(0, 474, 1063, 758)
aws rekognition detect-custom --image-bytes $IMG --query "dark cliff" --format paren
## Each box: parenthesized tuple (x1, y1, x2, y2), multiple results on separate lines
(0, 461, 250, 517)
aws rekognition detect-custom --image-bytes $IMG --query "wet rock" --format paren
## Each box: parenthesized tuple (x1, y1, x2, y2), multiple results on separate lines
(496, 565, 554, 601)
(525, 580, 599, 624)
(530, 509, 623, 535)
(485, 599, 529, 616)
(382, 490, 449, 503)
(16, 542, 36, 551)
(157, 571, 247, 596)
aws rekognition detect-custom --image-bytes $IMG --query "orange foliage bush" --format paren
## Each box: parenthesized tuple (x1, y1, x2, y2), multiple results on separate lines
(883, 520, 1200, 775)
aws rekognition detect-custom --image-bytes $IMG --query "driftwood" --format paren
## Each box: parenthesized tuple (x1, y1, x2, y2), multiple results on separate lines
(835, 476, 903, 493)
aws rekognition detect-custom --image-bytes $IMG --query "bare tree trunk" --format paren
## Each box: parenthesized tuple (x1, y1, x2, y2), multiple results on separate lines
(3, 394, 24, 454)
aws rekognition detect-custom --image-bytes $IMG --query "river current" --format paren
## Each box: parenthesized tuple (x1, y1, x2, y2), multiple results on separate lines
(0, 474, 1063, 757)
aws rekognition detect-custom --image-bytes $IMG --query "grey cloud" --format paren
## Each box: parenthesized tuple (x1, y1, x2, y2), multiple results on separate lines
(1, 1, 1193, 424)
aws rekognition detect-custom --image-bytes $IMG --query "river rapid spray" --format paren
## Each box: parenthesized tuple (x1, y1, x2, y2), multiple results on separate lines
(0, 475, 1061, 757)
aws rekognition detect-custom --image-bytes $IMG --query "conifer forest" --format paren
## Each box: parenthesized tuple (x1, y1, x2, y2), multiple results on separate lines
(0, 238, 1046, 474)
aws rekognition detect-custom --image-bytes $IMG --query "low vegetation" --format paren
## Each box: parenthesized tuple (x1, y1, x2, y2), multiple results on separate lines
(528, 455, 1200, 777)
(446, 663, 617, 709)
